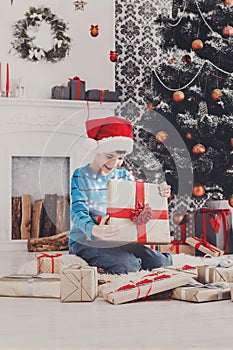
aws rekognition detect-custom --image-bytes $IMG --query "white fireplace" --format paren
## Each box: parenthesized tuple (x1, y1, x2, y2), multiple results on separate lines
(0, 98, 118, 250)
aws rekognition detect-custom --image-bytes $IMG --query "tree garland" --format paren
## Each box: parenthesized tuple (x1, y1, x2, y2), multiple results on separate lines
(11, 7, 71, 63)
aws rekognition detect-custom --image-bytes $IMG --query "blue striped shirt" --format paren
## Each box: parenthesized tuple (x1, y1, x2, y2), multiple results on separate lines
(69, 164, 134, 244)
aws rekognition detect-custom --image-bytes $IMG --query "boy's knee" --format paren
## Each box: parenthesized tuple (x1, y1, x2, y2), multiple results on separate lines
(109, 256, 141, 274)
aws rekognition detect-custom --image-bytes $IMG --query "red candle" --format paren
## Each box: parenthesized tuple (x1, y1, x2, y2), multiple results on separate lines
(6, 63, 9, 97)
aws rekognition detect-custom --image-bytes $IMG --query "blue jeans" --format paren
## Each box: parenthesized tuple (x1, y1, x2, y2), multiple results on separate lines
(69, 241, 173, 274)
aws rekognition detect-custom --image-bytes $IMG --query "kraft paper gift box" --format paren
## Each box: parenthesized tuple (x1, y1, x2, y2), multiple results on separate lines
(51, 86, 70, 100)
(185, 236, 224, 257)
(158, 241, 195, 255)
(69, 76, 86, 100)
(101, 269, 191, 305)
(195, 208, 233, 254)
(106, 180, 170, 244)
(166, 265, 198, 277)
(197, 265, 233, 284)
(0, 275, 60, 298)
(60, 265, 98, 302)
(172, 282, 231, 303)
(85, 89, 120, 102)
(37, 253, 64, 274)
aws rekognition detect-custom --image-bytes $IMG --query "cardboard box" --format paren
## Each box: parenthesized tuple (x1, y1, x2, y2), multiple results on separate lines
(60, 265, 98, 302)
(197, 265, 233, 284)
(172, 283, 231, 303)
(101, 269, 191, 305)
(106, 180, 170, 244)
(37, 253, 64, 274)
(0, 275, 60, 298)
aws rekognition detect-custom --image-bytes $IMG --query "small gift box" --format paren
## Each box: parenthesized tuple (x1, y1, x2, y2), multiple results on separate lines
(197, 265, 233, 284)
(37, 253, 64, 274)
(195, 208, 233, 254)
(106, 180, 170, 244)
(101, 269, 191, 305)
(69, 76, 86, 100)
(51, 85, 70, 100)
(166, 265, 198, 277)
(86, 89, 120, 102)
(172, 282, 231, 303)
(0, 275, 60, 298)
(60, 265, 98, 302)
(173, 212, 195, 240)
(185, 236, 224, 257)
(158, 241, 195, 255)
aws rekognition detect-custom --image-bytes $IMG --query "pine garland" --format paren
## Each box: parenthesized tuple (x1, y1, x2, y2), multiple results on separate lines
(11, 7, 71, 63)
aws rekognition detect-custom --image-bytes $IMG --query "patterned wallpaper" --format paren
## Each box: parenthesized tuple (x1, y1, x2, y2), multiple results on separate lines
(115, 0, 172, 122)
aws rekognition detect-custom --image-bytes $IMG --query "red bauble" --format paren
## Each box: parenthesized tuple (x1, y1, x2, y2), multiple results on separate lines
(228, 195, 233, 207)
(173, 213, 185, 224)
(192, 143, 206, 155)
(182, 54, 192, 63)
(90, 25, 99, 37)
(222, 25, 233, 37)
(192, 39, 204, 51)
(225, 0, 233, 6)
(185, 133, 192, 140)
(211, 89, 223, 101)
(173, 91, 185, 102)
(147, 102, 153, 110)
(109, 50, 118, 62)
(192, 185, 205, 197)
(156, 131, 168, 143)
(231, 138, 233, 147)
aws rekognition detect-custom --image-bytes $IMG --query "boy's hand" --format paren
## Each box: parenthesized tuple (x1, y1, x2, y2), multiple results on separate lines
(92, 215, 120, 240)
(158, 181, 171, 198)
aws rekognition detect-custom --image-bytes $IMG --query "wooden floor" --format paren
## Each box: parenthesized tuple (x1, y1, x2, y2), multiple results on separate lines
(0, 250, 233, 350)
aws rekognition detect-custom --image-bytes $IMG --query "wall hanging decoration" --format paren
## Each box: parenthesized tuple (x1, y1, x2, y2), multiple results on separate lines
(109, 50, 118, 62)
(90, 25, 99, 37)
(74, 1, 87, 11)
(11, 7, 71, 63)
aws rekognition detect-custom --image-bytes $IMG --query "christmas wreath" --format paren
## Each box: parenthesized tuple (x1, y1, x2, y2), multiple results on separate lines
(11, 7, 71, 63)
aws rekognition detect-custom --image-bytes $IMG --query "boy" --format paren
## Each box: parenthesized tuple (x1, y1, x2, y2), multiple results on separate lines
(69, 116, 172, 274)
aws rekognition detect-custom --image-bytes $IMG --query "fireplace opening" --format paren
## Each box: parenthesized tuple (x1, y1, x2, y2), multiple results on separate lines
(11, 156, 70, 240)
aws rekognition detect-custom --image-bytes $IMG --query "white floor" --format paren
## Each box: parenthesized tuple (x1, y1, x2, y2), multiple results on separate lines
(0, 250, 233, 350)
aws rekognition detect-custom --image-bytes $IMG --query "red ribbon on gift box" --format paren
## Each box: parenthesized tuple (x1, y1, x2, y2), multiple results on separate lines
(170, 239, 186, 254)
(37, 253, 62, 274)
(107, 182, 168, 243)
(199, 208, 231, 254)
(68, 76, 84, 100)
(192, 235, 222, 256)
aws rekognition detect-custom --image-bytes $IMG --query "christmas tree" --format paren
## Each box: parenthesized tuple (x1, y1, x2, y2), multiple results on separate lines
(127, 0, 233, 208)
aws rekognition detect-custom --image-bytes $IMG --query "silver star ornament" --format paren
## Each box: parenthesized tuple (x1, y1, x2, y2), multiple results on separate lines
(74, 1, 87, 11)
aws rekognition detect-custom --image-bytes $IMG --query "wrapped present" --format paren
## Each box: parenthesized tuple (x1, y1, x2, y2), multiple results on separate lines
(172, 282, 231, 303)
(173, 212, 195, 240)
(158, 241, 195, 255)
(69, 76, 86, 100)
(106, 180, 170, 244)
(0, 275, 60, 298)
(60, 265, 98, 302)
(207, 200, 233, 228)
(86, 89, 120, 102)
(166, 265, 198, 277)
(197, 265, 233, 284)
(51, 85, 70, 100)
(101, 269, 191, 305)
(37, 253, 63, 274)
(195, 208, 233, 254)
(185, 236, 224, 257)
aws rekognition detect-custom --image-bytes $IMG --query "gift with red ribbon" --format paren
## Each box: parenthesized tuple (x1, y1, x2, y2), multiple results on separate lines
(85, 89, 120, 102)
(185, 236, 224, 257)
(106, 180, 170, 244)
(101, 269, 191, 304)
(51, 85, 70, 100)
(69, 76, 86, 100)
(173, 212, 195, 240)
(195, 208, 233, 254)
(37, 252, 63, 274)
(158, 240, 195, 255)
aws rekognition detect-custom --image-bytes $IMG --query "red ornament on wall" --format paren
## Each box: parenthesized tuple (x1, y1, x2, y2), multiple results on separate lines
(185, 133, 192, 140)
(228, 195, 233, 207)
(109, 50, 118, 62)
(192, 143, 206, 155)
(192, 185, 206, 197)
(90, 25, 99, 37)
(211, 89, 223, 101)
(222, 25, 233, 37)
(225, 0, 233, 6)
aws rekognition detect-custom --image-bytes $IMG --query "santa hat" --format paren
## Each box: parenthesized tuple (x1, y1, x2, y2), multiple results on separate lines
(86, 116, 134, 154)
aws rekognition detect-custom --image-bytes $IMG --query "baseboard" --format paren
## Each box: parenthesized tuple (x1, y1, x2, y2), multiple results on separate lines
(0, 240, 28, 251)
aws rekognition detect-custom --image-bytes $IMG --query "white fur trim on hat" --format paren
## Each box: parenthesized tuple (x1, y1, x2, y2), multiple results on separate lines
(96, 136, 134, 154)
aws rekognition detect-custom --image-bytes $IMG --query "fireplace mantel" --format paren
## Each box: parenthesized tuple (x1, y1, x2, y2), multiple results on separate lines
(0, 98, 119, 250)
